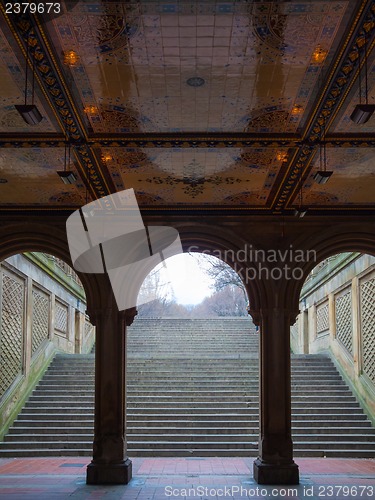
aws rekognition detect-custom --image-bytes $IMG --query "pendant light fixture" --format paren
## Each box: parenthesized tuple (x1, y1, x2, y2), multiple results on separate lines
(350, 31, 375, 124)
(294, 167, 308, 218)
(15, 37, 43, 125)
(57, 132, 77, 184)
(314, 116, 333, 184)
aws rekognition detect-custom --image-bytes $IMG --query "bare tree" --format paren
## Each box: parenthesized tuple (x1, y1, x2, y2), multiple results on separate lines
(193, 286, 247, 317)
(137, 266, 173, 317)
(190, 253, 248, 305)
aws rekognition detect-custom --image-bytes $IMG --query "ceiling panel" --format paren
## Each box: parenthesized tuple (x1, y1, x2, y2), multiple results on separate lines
(0, 148, 85, 205)
(100, 146, 290, 205)
(0, 20, 60, 133)
(331, 60, 375, 133)
(47, 0, 352, 133)
(0, 0, 374, 213)
(294, 147, 375, 206)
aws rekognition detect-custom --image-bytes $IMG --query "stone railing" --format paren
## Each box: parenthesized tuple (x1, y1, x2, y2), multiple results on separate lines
(293, 253, 375, 423)
(0, 253, 95, 439)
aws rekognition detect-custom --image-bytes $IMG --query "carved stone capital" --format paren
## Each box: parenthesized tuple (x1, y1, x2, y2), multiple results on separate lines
(122, 307, 138, 326)
(248, 306, 260, 326)
(85, 307, 117, 327)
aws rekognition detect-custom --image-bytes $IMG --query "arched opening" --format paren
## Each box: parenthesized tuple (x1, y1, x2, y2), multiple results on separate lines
(126, 252, 259, 456)
(136, 252, 249, 318)
(290, 251, 375, 457)
(0, 251, 95, 456)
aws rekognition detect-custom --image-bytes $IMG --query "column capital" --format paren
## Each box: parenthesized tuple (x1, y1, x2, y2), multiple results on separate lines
(85, 306, 118, 326)
(122, 307, 138, 326)
(259, 307, 300, 326)
(88, 307, 137, 327)
(247, 306, 260, 326)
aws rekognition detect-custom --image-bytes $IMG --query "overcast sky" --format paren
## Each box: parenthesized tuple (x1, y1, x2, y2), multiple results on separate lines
(150, 253, 214, 305)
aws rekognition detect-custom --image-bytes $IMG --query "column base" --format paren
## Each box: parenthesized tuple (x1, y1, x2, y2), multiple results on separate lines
(253, 458, 299, 485)
(86, 458, 132, 484)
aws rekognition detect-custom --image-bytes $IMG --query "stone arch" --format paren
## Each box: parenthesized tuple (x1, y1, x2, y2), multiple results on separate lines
(0, 221, 99, 313)
(285, 228, 375, 317)
(169, 224, 265, 322)
(106, 222, 265, 320)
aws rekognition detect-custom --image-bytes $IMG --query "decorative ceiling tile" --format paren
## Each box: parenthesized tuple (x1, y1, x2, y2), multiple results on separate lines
(47, 0, 351, 133)
(0, 24, 58, 133)
(299, 148, 375, 206)
(331, 63, 375, 133)
(0, 149, 85, 205)
(101, 146, 288, 205)
(0, 0, 373, 213)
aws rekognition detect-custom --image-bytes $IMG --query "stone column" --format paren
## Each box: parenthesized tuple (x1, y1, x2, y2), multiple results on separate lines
(253, 306, 299, 485)
(74, 310, 85, 354)
(86, 275, 137, 485)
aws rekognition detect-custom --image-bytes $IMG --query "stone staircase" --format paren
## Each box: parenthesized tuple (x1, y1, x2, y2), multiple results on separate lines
(0, 318, 374, 457)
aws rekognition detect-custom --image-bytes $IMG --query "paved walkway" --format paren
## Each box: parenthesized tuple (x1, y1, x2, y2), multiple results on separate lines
(0, 457, 374, 499)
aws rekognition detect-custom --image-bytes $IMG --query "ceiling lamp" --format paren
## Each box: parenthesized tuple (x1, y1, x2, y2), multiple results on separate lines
(294, 207, 308, 218)
(57, 170, 77, 184)
(84, 105, 98, 115)
(312, 45, 327, 64)
(63, 50, 79, 66)
(57, 136, 77, 184)
(313, 116, 333, 184)
(294, 166, 308, 218)
(313, 170, 332, 184)
(277, 151, 288, 162)
(291, 104, 303, 115)
(350, 104, 375, 124)
(102, 153, 113, 162)
(15, 104, 42, 125)
(15, 40, 43, 125)
(350, 32, 375, 124)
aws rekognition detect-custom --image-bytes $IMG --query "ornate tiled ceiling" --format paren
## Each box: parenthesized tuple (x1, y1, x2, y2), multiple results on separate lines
(49, 0, 348, 133)
(100, 146, 290, 204)
(302, 147, 375, 206)
(0, 0, 374, 213)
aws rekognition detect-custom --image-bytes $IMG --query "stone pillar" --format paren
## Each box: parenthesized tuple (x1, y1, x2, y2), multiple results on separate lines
(74, 310, 85, 354)
(86, 275, 137, 485)
(253, 306, 299, 485)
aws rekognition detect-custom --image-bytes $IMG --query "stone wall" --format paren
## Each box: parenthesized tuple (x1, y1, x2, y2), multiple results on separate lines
(0, 253, 95, 438)
(291, 253, 375, 423)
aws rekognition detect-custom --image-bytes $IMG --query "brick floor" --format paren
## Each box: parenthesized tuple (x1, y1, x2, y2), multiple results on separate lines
(0, 457, 373, 499)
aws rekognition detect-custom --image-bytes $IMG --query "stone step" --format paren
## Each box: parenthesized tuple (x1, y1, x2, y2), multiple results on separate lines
(125, 419, 372, 427)
(125, 413, 369, 421)
(9, 425, 374, 437)
(12, 418, 371, 430)
(126, 384, 350, 391)
(28, 394, 357, 404)
(0, 447, 372, 459)
(1, 317, 373, 460)
(0, 441, 94, 450)
(20, 402, 363, 412)
(4, 432, 374, 444)
(126, 426, 375, 435)
(0, 449, 93, 457)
